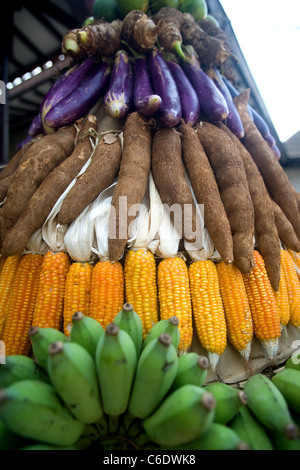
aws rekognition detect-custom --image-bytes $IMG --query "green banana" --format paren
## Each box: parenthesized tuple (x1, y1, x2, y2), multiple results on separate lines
(142, 384, 216, 447)
(271, 368, 300, 414)
(204, 382, 248, 424)
(167, 422, 249, 450)
(0, 354, 49, 388)
(128, 333, 178, 419)
(229, 405, 274, 450)
(0, 380, 84, 446)
(28, 326, 69, 370)
(269, 429, 300, 450)
(70, 311, 104, 359)
(285, 351, 300, 371)
(0, 417, 28, 450)
(142, 316, 180, 351)
(243, 373, 299, 440)
(47, 341, 103, 424)
(95, 323, 137, 417)
(170, 352, 209, 392)
(113, 303, 143, 356)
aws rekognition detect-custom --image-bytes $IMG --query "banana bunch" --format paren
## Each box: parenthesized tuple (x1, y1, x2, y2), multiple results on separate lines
(0, 306, 218, 450)
(0, 304, 299, 451)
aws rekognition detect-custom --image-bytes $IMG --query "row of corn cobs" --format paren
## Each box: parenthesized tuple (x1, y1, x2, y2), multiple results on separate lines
(0, 247, 299, 370)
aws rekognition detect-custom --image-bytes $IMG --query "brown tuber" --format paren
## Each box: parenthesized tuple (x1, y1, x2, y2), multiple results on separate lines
(181, 12, 231, 69)
(234, 89, 300, 243)
(58, 131, 122, 226)
(63, 19, 123, 59)
(0, 123, 79, 248)
(108, 112, 152, 262)
(178, 121, 233, 263)
(217, 122, 281, 291)
(151, 126, 200, 245)
(196, 121, 255, 275)
(0, 116, 98, 256)
(122, 10, 164, 53)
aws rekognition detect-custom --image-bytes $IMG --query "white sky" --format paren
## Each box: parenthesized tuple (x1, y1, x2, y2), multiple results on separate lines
(219, 0, 300, 142)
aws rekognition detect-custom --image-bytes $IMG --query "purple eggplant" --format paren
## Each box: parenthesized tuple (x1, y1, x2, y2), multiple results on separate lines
(222, 76, 254, 121)
(133, 56, 162, 117)
(208, 67, 244, 138)
(223, 76, 280, 154)
(166, 60, 200, 126)
(44, 60, 111, 128)
(28, 113, 43, 137)
(40, 58, 96, 131)
(182, 54, 228, 123)
(103, 50, 133, 119)
(147, 49, 182, 128)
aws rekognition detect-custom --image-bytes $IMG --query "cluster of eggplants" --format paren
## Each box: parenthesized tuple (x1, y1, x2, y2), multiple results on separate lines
(222, 76, 281, 159)
(32, 47, 275, 143)
(43, 59, 111, 129)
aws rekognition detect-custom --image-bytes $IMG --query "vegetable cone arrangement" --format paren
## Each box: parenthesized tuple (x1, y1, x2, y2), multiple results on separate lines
(0, 0, 300, 451)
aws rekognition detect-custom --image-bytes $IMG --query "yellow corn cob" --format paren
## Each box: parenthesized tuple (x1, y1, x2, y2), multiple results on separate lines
(32, 251, 71, 330)
(158, 257, 193, 354)
(273, 252, 290, 328)
(0, 256, 7, 276)
(1, 253, 43, 356)
(124, 248, 158, 338)
(281, 249, 300, 331)
(216, 261, 253, 360)
(189, 260, 227, 369)
(63, 261, 93, 336)
(89, 260, 124, 329)
(242, 250, 281, 360)
(0, 254, 22, 336)
(287, 249, 300, 281)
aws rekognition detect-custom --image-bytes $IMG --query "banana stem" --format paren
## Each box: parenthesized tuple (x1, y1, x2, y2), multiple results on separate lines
(122, 412, 138, 433)
(94, 414, 109, 435)
(108, 415, 119, 434)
